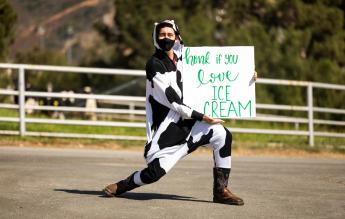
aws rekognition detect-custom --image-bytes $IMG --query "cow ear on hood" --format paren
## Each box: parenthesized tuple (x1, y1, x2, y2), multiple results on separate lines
(152, 22, 160, 50)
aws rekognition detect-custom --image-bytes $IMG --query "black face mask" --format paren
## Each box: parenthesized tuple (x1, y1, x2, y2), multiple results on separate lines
(157, 38, 175, 51)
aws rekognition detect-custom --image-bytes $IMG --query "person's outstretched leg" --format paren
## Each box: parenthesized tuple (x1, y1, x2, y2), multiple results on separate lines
(103, 158, 166, 197)
(104, 145, 187, 197)
(188, 122, 243, 205)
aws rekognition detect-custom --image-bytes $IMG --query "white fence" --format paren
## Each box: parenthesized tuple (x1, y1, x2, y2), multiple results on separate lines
(0, 63, 344, 146)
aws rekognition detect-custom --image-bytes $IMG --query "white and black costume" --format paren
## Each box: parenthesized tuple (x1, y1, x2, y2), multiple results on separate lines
(105, 20, 243, 205)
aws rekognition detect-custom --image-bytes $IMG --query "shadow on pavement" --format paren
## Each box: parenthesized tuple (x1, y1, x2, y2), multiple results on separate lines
(54, 189, 104, 196)
(54, 189, 212, 203)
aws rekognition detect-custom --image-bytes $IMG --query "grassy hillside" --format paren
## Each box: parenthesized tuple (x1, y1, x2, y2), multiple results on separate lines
(8, 0, 113, 63)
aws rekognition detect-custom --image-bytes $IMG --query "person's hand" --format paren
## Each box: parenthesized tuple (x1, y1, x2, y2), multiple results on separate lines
(203, 115, 224, 124)
(252, 70, 258, 81)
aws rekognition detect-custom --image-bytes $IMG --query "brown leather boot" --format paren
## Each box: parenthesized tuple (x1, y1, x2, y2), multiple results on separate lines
(103, 172, 139, 197)
(213, 167, 244, 205)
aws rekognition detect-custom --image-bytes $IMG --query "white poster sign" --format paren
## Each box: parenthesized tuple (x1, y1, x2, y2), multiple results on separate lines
(182, 46, 256, 118)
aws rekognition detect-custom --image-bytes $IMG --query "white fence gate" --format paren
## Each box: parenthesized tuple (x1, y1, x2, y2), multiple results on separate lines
(0, 63, 344, 146)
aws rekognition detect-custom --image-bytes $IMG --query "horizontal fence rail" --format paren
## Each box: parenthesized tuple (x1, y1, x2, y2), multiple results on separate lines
(0, 63, 344, 146)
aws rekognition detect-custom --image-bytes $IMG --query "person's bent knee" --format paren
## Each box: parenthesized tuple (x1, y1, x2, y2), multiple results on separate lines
(211, 123, 225, 134)
(212, 125, 232, 144)
(140, 158, 166, 184)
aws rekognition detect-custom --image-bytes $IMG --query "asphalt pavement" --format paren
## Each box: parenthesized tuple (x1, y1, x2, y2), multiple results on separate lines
(0, 146, 344, 219)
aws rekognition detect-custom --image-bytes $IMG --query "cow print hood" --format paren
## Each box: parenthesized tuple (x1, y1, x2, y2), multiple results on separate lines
(152, 20, 184, 58)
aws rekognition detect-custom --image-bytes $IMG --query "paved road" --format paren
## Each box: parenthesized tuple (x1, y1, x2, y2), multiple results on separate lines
(0, 146, 344, 219)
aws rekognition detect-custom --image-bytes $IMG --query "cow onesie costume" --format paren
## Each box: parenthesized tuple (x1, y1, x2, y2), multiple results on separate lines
(104, 20, 244, 205)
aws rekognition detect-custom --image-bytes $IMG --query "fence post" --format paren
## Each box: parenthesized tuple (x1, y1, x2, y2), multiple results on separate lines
(307, 83, 314, 146)
(129, 103, 135, 121)
(18, 67, 26, 136)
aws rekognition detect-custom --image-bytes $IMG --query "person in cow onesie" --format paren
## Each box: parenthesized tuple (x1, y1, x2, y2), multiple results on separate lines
(104, 20, 257, 205)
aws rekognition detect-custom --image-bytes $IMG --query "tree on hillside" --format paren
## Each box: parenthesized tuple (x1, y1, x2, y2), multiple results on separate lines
(0, 0, 17, 61)
(0, 0, 17, 97)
